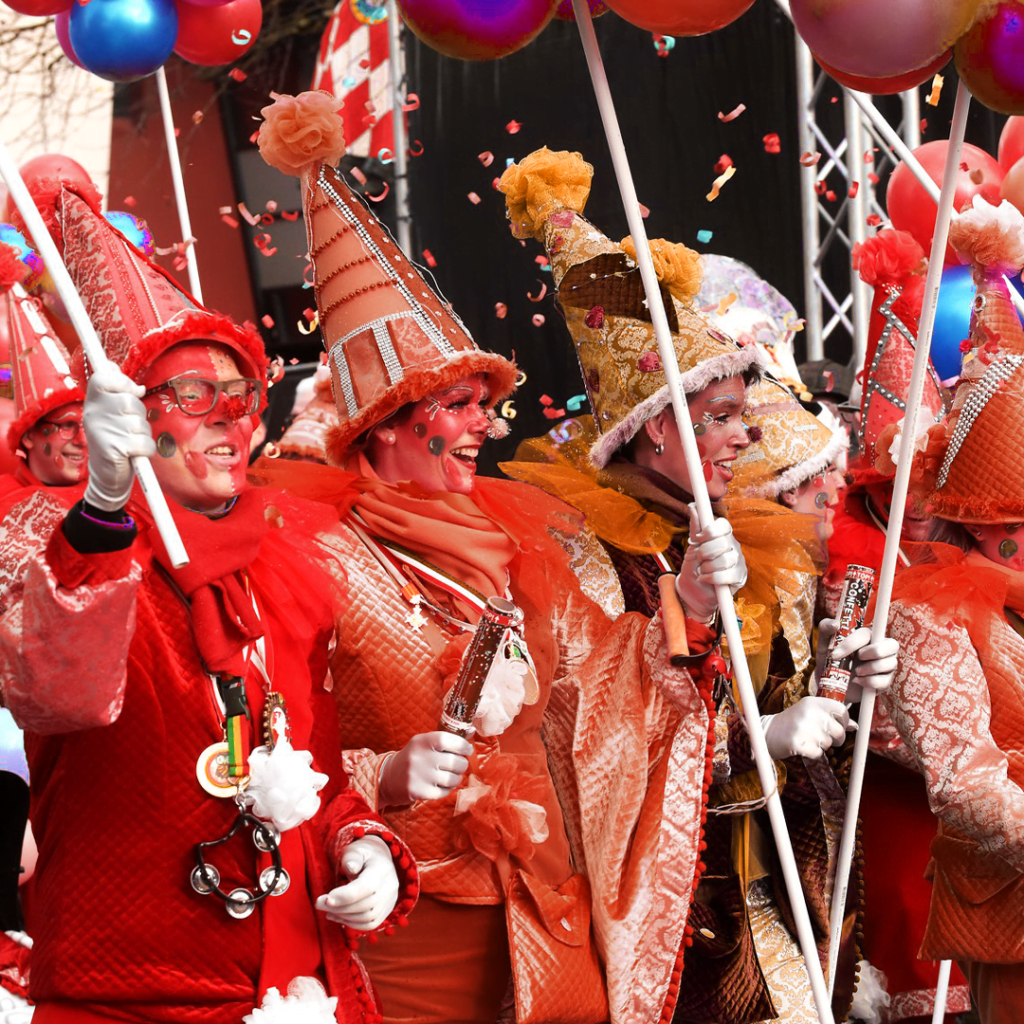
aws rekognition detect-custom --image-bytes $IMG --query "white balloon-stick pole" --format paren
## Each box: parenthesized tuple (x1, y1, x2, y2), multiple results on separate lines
(826, 80, 972, 995)
(931, 960, 952, 1024)
(571, 4, 835, 1020)
(387, 0, 413, 256)
(156, 67, 203, 303)
(0, 135, 189, 569)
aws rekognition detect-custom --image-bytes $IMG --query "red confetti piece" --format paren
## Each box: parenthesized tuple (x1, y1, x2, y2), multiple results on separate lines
(495, 302, 508, 319)
(542, 407, 565, 419)
(303, 308, 317, 322)
(261, 314, 275, 329)
(221, 214, 240, 228)
(714, 154, 733, 176)
(359, 58, 370, 69)
(229, 68, 247, 82)
(960, 161, 969, 172)
(527, 281, 547, 302)
(717, 103, 747, 123)
(280, 210, 299, 221)
(639, 203, 650, 219)
(848, 182, 860, 199)
(265, 200, 278, 213)
(539, 394, 553, 406)
(402, 93, 420, 112)
(367, 182, 390, 203)
(864, 149, 876, 164)
(920, 119, 928, 133)
(238, 202, 259, 226)
(468, 192, 481, 205)
(408, 140, 424, 157)
(123, 196, 137, 208)
(174, 127, 181, 139)
(814, 180, 827, 195)
(192, 110, 204, 125)
(254, 233, 278, 256)
(532, 314, 546, 327)
(763, 133, 781, 154)
(969, 167, 984, 185)
(799, 151, 821, 167)
(868, 172, 880, 185)
(422, 249, 437, 268)
(479, 151, 495, 167)
(866, 214, 883, 227)
(259, 213, 275, 226)
(289, 357, 300, 365)
(249, 130, 259, 144)
(830, 96, 838, 104)
(506, 120, 522, 134)
(535, 255, 550, 269)
(350, 167, 368, 186)
(825, 189, 837, 202)
(492, 177, 503, 190)
(959, 338, 972, 353)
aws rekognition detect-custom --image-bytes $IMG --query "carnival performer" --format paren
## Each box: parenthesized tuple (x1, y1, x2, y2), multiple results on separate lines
(827, 228, 968, 1024)
(497, 147, 898, 1024)
(883, 196, 1024, 1024)
(255, 92, 725, 1024)
(0, 179, 417, 1024)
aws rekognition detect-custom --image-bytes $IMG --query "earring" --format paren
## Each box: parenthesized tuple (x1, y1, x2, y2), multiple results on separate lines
(655, 441, 664, 456)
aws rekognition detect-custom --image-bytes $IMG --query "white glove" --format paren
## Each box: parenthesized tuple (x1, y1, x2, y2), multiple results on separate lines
(676, 504, 748, 621)
(83, 361, 155, 511)
(761, 696, 853, 760)
(378, 731, 473, 807)
(472, 658, 527, 738)
(815, 621, 901, 701)
(315, 835, 399, 931)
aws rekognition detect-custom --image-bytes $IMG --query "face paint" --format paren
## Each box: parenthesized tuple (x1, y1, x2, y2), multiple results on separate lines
(369, 373, 493, 495)
(971, 522, 1024, 572)
(142, 342, 256, 512)
(785, 464, 846, 542)
(22, 402, 88, 487)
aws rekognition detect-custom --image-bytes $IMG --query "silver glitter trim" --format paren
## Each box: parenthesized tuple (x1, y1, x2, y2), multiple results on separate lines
(330, 341, 359, 418)
(373, 320, 404, 385)
(317, 168, 458, 357)
(936, 354, 1024, 488)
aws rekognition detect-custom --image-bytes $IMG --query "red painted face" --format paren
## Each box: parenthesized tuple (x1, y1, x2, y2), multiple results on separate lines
(369, 373, 492, 495)
(142, 342, 256, 512)
(969, 522, 1024, 573)
(22, 401, 87, 486)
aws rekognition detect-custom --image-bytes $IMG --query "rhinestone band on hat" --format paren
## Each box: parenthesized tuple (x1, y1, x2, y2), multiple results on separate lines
(936, 355, 1024, 489)
(331, 341, 359, 418)
(317, 168, 459, 358)
(373, 320, 405, 385)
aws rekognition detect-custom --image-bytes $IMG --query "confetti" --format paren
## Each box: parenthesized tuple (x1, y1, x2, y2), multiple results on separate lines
(402, 93, 421, 112)
(542, 407, 566, 420)
(799, 151, 821, 167)
(515, 370, 528, 387)
(532, 314, 546, 327)
(366, 182, 390, 202)
(921, 118, 928, 133)
(539, 394, 553, 406)
(232, 29, 252, 45)
(653, 34, 675, 56)
(535, 255, 550, 270)
(254, 233, 277, 257)
(866, 214, 883, 227)
(238, 202, 260, 226)
(378, 147, 394, 165)
(848, 182, 860, 199)
(969, 167, 984, 185)
(192, 110, 204, 125)
(814, 180, 827, 195)
(281, 210, 300, 221)
(864, 149, 877, 164)
(220, 214, 240, 228)
(868, 172, 880, 185)
(359, 57, 371, 69)
(926, 74, 944, 107)
(718, 103, 746, 123)
(638, 203, 650, 219)
(265, 200, 278, 213)
(706, 164, 736, 202)
(506, 120, 522, 134)
(297, 315, 319, 335)
(959, 161, 969, 172)
(422, 249, 437, 268)
(495, 302, 508, 319)
(717, 292, 737, 315)
(479, 151, 495, 167)
(527, 281, 548, 302)
(123, 196, 137, 208)
(408, 140, 424, 157)
(714, 154, 733, 176)
(566, 395, 588, 412)
(825, 189, 837, 202)
(350, 167, 368, 186)
(780, 311, 805, 332)
(696, 229, 713, 244)
(261, 314, 275, 329)
(229, 68, 248, 82)
(492, 177, 503, 191)
(500, 400, 516, 419)
(763, 133, 781, 154)
(303, 307, 317, 322)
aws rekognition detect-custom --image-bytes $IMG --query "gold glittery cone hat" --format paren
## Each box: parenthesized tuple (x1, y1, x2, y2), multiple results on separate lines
(499, 147, 761, 468)
(928, 196, 1024, 522)
(730, 377, 848, 499)
(258, 91, 517, 463)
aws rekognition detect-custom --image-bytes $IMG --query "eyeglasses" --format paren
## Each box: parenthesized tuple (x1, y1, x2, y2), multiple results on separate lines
(39, 418, 85, 441)
(145, 377, 262, 417)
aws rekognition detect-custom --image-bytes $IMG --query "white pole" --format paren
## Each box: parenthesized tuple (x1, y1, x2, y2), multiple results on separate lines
(386, 0, 413, 256)
(844, 91, 871, 365)
(0, 136, 189, 568)
(571, 4, 835, 1020)
(901, 87, 922, 151)
(155, 67, 203, 303)
(826, 79, 973, 992)
(931, 960, 952, 1024)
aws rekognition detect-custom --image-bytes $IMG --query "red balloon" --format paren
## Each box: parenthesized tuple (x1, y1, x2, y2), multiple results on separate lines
(815, 50, 951, 96)
(396, 0, 558, 60)
(604, 0, 755, 35)
(956, 1, 1024, 115)
(2, 0, 71, 13)
(999, 116, 1024, 172)
(555, 0, 608, 19)
(887, 141, 1005, 265)
(1001, 155, 1024, 216)
(173, 0, 262, 66)
(1, 153, 93, 222)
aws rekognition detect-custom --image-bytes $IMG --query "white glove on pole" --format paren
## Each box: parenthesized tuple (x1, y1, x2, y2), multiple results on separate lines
(761, 697, 853, 760)
(378, 731, 473, 807)
(814, 620, 901, 702)
(676, 504, 748, 621)
(83, 361, 156, 511)
(315, 835, 399, 931)
(472, 660, 528, 738)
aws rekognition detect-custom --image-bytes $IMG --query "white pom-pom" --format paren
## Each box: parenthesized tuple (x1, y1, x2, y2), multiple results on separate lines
(850, 959, 891, 1024)
(244, 976, 339, 1024)
(950, 195, 1024, 273)
(244, 740, 328, 833)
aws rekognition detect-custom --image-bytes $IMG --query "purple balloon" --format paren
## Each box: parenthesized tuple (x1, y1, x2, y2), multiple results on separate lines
(396, 0, 558, 60)
(54, 11, 85, 69)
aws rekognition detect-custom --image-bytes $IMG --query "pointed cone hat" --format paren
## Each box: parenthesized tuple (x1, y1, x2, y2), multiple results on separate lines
(257, 91, 517, 463)
(499, 147, 761, 468)
(927, 197, 1024, 522)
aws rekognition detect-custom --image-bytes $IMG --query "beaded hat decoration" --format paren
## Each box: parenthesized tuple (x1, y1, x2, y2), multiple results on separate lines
(257, 91, 517, 464)
(499, 147, 762, 469)
(730, 377, 848, 500)
(927, 197, 1024, 522)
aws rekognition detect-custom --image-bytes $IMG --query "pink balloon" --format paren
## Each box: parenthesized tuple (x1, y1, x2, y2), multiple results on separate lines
(999, 116, 1024, 172)
(3, 0, 71, 13)
(54, 11, 85, 68)
(790, 0, 976, 79)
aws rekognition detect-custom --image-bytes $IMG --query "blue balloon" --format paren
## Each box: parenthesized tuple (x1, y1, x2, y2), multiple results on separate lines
(0, 222, 43, 290)
(931, 264, 1024, 381)
(69, 0, 178, 84)
(105, 210, 155, 256)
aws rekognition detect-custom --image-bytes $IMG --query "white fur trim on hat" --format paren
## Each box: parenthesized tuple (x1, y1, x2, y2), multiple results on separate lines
(744, 425, 849, 500)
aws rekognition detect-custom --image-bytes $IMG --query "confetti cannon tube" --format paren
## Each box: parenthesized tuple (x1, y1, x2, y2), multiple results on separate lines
(571, 3, 836, 1019)
(0, 135, 189, 568)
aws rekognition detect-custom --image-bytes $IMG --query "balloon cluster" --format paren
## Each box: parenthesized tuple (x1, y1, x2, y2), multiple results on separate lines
(791, 0, 1024, 113)
(3, 0, 263, 82)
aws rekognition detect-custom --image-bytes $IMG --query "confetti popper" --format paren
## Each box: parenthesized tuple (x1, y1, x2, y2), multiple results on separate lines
(570, 2, 836, 1019)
